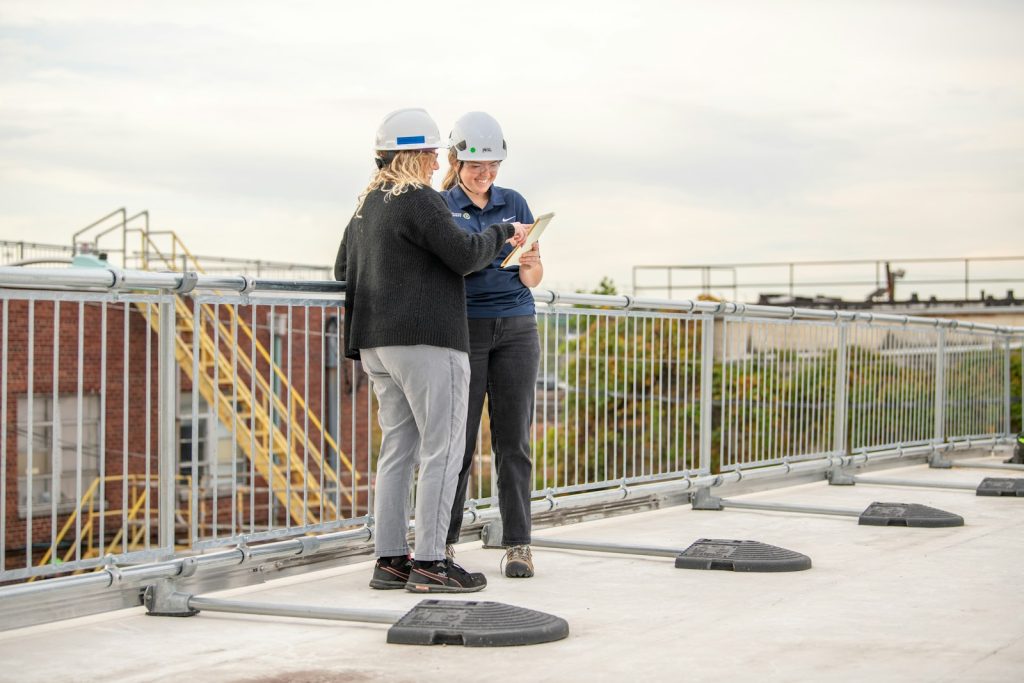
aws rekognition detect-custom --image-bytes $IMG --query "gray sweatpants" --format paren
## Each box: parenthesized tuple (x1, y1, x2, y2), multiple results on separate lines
(360, 345, 470, 562)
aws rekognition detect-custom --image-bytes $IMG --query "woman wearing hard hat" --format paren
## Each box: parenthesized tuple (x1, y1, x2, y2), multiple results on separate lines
(440, 112, 543, 578)
(334, 108, 528, 593)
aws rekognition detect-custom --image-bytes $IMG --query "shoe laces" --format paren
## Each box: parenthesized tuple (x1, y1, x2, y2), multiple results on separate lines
(444, 558, 474, 579)
(500, 544, 532, 572)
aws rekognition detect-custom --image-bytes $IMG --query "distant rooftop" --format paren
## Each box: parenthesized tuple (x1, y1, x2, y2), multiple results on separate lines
(633, 256, 1024, 309)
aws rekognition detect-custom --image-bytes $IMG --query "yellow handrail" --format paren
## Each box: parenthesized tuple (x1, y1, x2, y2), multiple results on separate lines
(35, 474, 193, 573)
(36, 476, 104, 567)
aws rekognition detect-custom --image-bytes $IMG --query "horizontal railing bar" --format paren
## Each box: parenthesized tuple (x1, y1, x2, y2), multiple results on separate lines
(851, 476, 978, 492)
(0, 526, 372, 602)
(250, 279, 345, 293)
(0, 266, 120, 288)
(952, 461, 1024, 472)
(531, 289, 1024, 333)
(187, 596, 402, 625)
(633, 255, 1024, 269)
(530, 538, 684, 557)
(636, 277, 1024, 290)
(0, 268, 1020, 332)
(193, 292, 343, 307)
(719, 499, 862, 517)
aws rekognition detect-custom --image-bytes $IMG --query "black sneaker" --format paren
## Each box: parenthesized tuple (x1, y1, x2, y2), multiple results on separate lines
(369, 556, 412, 590)
(405, 559, 487, 594)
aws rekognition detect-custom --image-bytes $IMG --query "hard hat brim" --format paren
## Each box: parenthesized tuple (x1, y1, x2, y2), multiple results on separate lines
(375, 142, 450, 151)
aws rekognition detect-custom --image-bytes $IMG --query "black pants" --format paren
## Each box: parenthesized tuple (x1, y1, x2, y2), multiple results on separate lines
(447, 315, 540, 546)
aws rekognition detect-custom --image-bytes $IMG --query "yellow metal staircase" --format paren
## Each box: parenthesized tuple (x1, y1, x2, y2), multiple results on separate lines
(136, 231, 358, 526)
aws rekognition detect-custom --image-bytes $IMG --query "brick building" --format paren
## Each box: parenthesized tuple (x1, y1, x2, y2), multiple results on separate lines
(2, 295, 372, 575)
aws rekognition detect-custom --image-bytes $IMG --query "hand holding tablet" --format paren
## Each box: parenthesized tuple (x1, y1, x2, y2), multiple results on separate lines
(501, 212, 554, 268)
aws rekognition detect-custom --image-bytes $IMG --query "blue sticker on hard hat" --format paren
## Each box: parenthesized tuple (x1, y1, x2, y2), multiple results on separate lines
(396, 135, 426, 145)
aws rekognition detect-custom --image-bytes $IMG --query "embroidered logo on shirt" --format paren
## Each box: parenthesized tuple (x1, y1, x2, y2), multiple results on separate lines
(463, 212, 470, 219)
(501, 215, 516, 221)
(452, 211, 471, 220)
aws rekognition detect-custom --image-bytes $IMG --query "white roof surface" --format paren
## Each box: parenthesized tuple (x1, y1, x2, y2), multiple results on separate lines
(2, 457, 1022, 683)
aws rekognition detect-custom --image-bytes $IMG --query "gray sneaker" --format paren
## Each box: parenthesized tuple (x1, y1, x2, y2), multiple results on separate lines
(503, 545, 534, 578)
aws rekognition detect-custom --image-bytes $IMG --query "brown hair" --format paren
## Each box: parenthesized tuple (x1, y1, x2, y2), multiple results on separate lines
(440, 148, 461, 191)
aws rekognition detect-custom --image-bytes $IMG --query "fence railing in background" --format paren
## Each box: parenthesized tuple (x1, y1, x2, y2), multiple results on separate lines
(633, 255, 1024, 304)
(0, 241, 74, 267)
(2, 217, 331, 280)
(0, 268, 1021, 586)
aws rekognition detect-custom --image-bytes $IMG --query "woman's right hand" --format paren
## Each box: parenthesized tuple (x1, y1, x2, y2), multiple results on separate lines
(507, 222, 529, 246)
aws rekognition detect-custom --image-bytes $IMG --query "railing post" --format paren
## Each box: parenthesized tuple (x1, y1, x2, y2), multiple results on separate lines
(157, 297, 178, 554)
(934, 328, 946, 443)
(698, 313, 715, 474)
(1005, 335, 1012, 437)
(832, 323, 849, 456)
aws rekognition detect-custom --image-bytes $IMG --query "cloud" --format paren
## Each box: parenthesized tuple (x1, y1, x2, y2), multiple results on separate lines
(0, 1, 1022, 298)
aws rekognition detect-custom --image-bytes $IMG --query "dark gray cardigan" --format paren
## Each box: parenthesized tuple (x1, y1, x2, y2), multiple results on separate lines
(334, 185, 515, 360)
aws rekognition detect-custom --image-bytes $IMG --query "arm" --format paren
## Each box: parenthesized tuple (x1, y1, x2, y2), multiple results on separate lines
(333, 217, 351, 281)
(405, 190, 523, 275)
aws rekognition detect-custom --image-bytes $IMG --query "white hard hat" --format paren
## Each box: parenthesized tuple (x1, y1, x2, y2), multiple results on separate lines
(374, 108, 444, 151)
(449, 111, 507, 161)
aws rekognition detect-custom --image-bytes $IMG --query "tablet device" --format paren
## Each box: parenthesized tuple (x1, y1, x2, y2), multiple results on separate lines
(501, 212, 554, 268)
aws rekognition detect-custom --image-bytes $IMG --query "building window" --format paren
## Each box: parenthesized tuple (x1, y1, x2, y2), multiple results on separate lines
(178, 393, 248, 493)
(16, 394, 101, 516)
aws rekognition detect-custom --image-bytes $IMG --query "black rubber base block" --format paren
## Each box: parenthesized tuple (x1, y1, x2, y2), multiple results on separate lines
(674, 538, 811, 572)
(859, 502, 964, 527)
(976, 478, 1024, 497)
(387, 600, 569, 647)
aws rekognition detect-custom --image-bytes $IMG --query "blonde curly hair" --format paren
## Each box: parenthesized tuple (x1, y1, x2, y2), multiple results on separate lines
(356, 150, 435, 216)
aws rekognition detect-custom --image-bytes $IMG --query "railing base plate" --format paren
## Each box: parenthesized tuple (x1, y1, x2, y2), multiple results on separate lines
(976, 478, 1024, 497)
(387, 600, 569, 647)
(858, 502, 964, 527)
(674, 539, 811, 572)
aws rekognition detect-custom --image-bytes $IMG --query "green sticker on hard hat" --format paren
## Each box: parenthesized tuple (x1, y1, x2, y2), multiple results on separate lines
(470, 147, 476, 153)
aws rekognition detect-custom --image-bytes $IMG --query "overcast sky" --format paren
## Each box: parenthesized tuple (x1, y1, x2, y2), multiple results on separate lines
(1, 1, 1021, 296)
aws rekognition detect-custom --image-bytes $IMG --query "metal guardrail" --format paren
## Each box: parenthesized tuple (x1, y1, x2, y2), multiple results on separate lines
(633, 255, 1024, 304)
(0, 266, 1020, 626)
(0, 241, 75, 267)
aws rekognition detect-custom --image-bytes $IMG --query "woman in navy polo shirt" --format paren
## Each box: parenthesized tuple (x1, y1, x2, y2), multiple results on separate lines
(440, 111, 543, 578)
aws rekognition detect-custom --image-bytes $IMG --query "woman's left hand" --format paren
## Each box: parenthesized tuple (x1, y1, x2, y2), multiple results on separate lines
(517, 242, 543, 287)
(518, 242, 541, 268)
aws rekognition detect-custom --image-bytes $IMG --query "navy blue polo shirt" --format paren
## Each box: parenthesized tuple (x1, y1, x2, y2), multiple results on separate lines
(441, 184, 535, 318)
